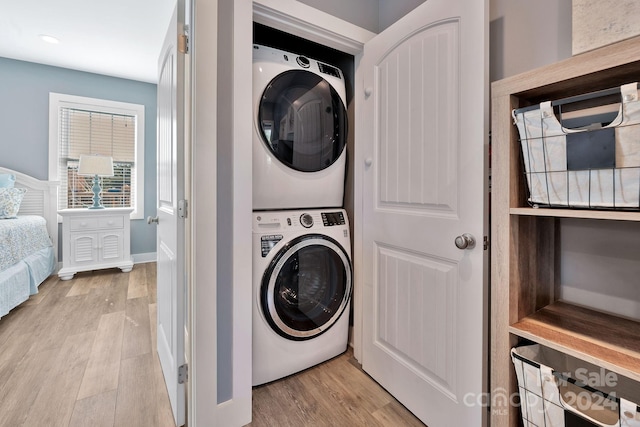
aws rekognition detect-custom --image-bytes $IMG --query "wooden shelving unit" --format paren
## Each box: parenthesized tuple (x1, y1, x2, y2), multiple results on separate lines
(510, 301, 640, 383)
(491, 35, 640, 427)
(510, 207, 640, 222)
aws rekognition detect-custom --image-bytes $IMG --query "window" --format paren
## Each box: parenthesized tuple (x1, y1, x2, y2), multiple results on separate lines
(49, 93, 145, 219)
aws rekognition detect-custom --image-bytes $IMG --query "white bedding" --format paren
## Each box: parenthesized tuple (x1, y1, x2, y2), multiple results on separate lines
(0, 247, 54, 317)
(0, 216, 53, 271)
(0, 216, 55, 318)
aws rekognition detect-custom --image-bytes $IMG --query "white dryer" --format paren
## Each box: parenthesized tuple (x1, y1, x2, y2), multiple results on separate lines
(253, 44, 348, 210)
(252, 209, 352, 386)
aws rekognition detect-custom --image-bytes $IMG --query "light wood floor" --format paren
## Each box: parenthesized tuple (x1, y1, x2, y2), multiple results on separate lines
(0, 264, 175, 427)
(249, 348, 425, 427)
(1, 265, 424, 427)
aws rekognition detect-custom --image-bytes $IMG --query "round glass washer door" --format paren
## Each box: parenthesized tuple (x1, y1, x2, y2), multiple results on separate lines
(261, 234, 352, 340)
(258, 70, 348, 173)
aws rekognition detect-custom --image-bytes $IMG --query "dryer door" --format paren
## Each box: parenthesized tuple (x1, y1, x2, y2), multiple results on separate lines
(258, 70, 347, 172)
(261, 234, 352, 340)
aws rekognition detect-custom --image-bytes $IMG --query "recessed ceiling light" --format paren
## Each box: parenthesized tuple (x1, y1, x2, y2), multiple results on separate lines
(39, 34, 59, 44)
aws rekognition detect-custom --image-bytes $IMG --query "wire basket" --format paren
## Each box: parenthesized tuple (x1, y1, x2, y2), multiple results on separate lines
(512, 344, 640, 427)
(512, 82, 640, 210)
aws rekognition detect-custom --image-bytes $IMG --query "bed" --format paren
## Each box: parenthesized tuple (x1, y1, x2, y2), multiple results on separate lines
(0, 166, 58, 318)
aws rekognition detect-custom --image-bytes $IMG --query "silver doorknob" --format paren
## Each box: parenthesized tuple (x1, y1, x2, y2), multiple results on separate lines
(147, 216, 159, 225)
(454, 233, 475, 250)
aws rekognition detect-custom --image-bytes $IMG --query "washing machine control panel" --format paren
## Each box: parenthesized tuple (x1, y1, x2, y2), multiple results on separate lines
(321, 211, 345, 226)
(300, 213, 314, 228)
(260, 235, 283, 257)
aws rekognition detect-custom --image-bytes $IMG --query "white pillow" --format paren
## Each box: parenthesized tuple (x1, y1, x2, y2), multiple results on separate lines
(0, 188, 27, 219)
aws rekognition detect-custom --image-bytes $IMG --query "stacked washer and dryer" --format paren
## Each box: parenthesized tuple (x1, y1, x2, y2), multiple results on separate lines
(251, 44, 353, 386)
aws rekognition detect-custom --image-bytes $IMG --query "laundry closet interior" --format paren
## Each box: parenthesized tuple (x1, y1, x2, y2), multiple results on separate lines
(248, 20, 357, 388)
(235, 0, 424, 394)
(210, 0, 489, 424)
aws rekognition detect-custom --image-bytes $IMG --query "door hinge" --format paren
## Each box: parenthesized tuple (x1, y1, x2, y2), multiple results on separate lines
(178, 33, 189, 54)
(178, 200, 188, 219)
(483, 236, 489, 250)
(178, 364, 188, 384)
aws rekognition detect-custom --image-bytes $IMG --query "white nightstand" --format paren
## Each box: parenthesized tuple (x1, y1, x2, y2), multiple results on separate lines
(58, 208, 134, 280)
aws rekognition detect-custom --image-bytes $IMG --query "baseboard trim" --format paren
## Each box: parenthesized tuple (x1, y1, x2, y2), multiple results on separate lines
(132, 252, 157, 264)
(51, 253, 155, 276)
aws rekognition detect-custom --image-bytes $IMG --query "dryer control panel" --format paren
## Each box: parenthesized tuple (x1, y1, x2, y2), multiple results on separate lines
(318, 63, 341, 78)
(321, 211, 345, 226)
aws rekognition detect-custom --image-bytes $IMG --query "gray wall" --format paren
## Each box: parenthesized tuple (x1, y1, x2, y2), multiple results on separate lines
(217, 0, 234, 403)
(0, 57, 157, 256)
(298, 0, 379, 33)
(490, 0, 572, 81)
(490, 0, 640, 320)
(378, 0, 425, 31)
(560, 219, 640, 319)
(297, 0, 425, 34)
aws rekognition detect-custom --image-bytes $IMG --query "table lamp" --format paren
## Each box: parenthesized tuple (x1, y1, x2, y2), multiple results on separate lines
(78, 154, 114, 209)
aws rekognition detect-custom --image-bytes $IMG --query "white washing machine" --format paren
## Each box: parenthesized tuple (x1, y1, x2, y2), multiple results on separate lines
(252, 209, 352, 386)
(253, 44, 348, 210)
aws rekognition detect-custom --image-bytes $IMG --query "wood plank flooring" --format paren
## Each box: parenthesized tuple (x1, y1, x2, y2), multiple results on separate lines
(0, 264, 174, 427)
(248, 349, 425, 427)
(1, 264, 424, 427)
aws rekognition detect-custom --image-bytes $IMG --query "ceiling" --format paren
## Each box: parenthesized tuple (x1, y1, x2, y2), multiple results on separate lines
(0, 0, 177, 84)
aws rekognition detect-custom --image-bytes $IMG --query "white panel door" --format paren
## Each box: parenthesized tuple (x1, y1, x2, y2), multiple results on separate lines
(156, 2, 186, 426)
(359, 0, 488, 425)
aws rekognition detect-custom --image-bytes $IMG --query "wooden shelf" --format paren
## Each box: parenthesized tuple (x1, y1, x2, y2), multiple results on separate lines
(510, 301, 640, 382)
(491, 36, 640, 427)
(510, 207, 640, 221)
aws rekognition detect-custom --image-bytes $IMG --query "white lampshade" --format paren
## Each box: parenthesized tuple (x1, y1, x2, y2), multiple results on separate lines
(78, 155, 114, 177)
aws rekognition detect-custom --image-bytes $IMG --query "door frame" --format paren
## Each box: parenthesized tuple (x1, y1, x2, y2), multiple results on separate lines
(190, 1, 374, 425)
(190, 0, 254, 426)
(195, 1, 488, 425)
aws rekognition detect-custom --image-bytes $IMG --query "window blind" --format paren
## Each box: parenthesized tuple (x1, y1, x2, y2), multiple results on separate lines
(58, 107, 137, 210)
